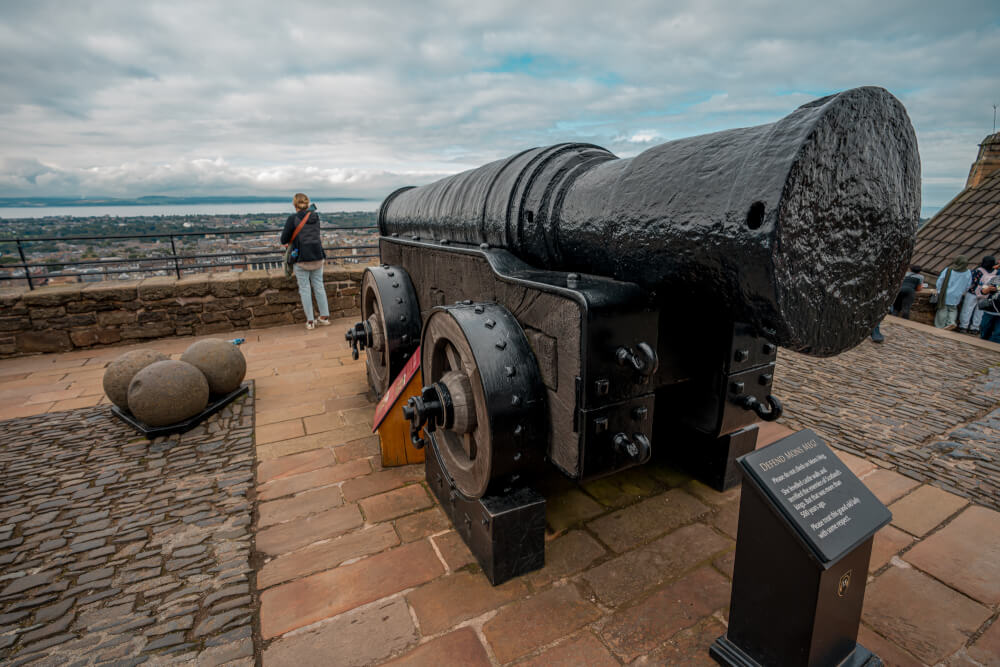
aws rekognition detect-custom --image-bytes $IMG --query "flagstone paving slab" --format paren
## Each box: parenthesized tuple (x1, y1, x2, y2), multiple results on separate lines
(966, 618, 1000, 665)
(257, 523, 400, 590)
(601, 566, 730, 663)
(263, 598, 417, 667)
(515, 632, 620, 667)
(863, 565, 992, 665)
(406, 570, 530, 636)
(481, 584, 602, 664)
(260, 540, 444, 639)
(904, 505, 1000, 605)
(889, 483, 969, 536)
(382, 627, 491, 667)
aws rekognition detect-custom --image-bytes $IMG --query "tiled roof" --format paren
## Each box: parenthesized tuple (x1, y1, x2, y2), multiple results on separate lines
(913, 168, 1000, 275)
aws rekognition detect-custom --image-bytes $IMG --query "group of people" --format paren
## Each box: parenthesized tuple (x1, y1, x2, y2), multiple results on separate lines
(889, 254, 1000, 343)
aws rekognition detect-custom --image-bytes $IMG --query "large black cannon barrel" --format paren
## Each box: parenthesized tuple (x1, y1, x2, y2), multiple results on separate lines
(379, 87, 921, 356)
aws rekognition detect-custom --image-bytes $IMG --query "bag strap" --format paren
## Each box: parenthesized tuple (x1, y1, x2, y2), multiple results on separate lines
(289, 211, 311, 244)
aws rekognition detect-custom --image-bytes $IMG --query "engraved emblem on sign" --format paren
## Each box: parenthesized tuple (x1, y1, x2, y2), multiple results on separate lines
(838, 569, 852, 598)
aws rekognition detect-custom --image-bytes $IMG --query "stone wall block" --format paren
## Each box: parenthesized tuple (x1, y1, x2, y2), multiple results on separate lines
(16, 330, 72, 353)
(239, 271, 271, 295)
(328, 296, 356, 311)
(210, 273, 241, 297)
(194, 321, 235, 335)
(70, 327, 122, 347)
(0, 316, 31, 332)
(173, 295, 214, 306)
(166, 303, 205, 316)
(265, 290, 301, 305)
(203, 297, 241, 312)
(138, 276, 177, 301)
(0, 336, 15, 355)
(121, 323, 176, 340)
(201, 311, 229, 323)
(251, 303, 293, 317)
(137, 310, 169, 324)
(228, 308, 252, 320)
(28, 305, 67, 319)
(97, 310, 137, 326)
(910, 292, 935, 326)
(267, 270, 297, 290)
(68, 299, 128, 313)
(140, 296, 180, 308)
(21, 285, 83, 307)
(45, 313, 97, 328)
(66, 300, 99, 314)
(173, 312, 201, 325)
(0, 294, 27, 314)
(323, 268, 351, 282)
(174, 276, 213, 297)
(82, 281, 140, 302)
(241, 295, 267, 308)
(250, 312, 294, 328)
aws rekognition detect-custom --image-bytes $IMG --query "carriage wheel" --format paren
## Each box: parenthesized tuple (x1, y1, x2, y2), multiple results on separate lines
(410, 302, 546, 498)
(345, 265, 421, 398)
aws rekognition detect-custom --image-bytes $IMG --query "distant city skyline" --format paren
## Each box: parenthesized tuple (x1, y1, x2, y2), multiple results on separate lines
(1, 1, 997, 218)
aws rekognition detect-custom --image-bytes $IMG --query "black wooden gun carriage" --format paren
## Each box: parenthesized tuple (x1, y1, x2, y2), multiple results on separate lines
(346, 86, 920, 584)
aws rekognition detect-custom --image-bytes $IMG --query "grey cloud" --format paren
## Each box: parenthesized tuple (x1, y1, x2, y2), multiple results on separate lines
(0, 0, 997, 211)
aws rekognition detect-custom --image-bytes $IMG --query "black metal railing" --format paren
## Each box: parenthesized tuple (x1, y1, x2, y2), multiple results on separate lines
(0, 226, 380, 290)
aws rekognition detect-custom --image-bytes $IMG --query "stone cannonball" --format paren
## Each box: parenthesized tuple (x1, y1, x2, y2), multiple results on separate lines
(102, 349, 169, 410)
(180, 338, 247, 395)
(127, 360, 209, 427)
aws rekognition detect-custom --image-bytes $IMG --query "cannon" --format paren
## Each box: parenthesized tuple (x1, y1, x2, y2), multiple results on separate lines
(346, 86, 920, 583)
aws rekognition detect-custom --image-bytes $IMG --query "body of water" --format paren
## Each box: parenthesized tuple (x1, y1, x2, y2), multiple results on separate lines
(0, 199, 382, 219)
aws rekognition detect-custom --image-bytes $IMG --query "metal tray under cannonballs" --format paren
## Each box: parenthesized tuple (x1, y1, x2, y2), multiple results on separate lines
(110, 383, 250, 439)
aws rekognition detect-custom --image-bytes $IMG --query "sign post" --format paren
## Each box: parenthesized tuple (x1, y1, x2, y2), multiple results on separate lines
(711, 429, 891, 667)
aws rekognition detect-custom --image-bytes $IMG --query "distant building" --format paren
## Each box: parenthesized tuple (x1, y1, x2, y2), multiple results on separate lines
(46, 276, 80, 286)
(912, 132, 1000, 276)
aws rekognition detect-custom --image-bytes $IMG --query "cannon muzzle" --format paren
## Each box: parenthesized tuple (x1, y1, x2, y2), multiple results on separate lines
(379, 87, 920, 356)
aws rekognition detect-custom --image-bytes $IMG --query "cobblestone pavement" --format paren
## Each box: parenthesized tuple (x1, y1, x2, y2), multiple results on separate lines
(0, 387, 257, 665)
(774, 318, 1000, 511)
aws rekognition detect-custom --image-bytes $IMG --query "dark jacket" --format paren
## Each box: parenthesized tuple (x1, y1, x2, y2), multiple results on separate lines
(978, 276, 1000, 314)
(280, 210, 325, 262)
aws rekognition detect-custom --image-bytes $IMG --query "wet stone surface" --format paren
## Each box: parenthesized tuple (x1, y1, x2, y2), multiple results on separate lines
(0, 384, 256, 665)
(775, 322, 1000, 511)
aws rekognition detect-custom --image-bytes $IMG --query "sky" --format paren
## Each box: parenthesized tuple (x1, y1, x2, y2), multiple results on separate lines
(0, 1, 997, 216)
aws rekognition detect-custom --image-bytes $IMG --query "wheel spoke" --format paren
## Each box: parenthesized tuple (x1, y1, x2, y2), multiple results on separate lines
(372, 301, 386, 368)
(444, 343, 462, 372)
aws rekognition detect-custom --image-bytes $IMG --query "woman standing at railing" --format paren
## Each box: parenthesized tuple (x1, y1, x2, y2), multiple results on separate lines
(281, 193, 331, 330)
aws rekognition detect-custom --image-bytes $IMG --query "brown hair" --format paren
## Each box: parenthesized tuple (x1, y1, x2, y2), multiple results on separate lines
(293, 193, 310, 211)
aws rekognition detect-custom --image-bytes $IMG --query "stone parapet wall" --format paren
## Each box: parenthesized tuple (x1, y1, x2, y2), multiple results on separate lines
(0, 267, 364, 358)
(909, 290, 935, 326)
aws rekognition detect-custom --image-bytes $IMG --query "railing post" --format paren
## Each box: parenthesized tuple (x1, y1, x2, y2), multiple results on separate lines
(16, 239, 33, 291)
(169, 235, 181, 279)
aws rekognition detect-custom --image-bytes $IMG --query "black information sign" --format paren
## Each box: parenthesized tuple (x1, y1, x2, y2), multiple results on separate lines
(739, 429, 891, 566)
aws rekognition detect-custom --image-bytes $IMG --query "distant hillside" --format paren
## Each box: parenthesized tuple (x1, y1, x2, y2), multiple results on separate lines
(0, 196, 369, 208)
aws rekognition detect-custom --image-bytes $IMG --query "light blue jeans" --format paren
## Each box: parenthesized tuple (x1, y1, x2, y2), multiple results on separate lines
(293, 264, 330, 322)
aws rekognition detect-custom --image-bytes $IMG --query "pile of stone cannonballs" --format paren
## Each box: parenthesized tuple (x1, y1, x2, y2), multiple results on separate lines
(102, 338, 247, 427)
